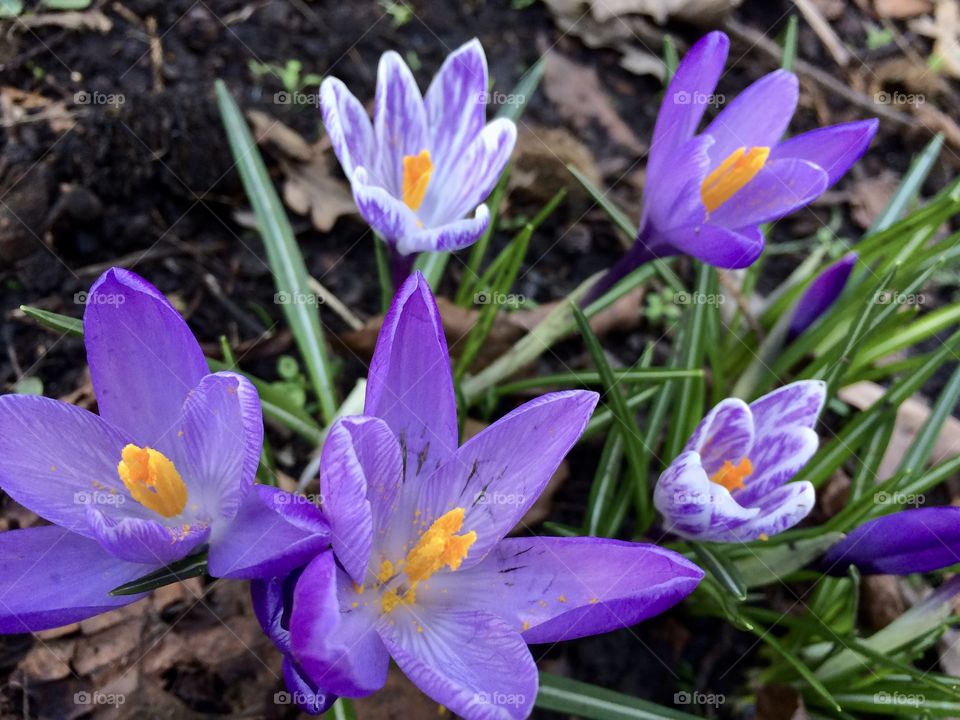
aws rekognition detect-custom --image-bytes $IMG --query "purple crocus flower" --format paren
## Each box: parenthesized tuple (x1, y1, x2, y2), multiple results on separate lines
(593, 31, 878, 297)
(255, 273, 703, 719)
(654, 381, 825, 542)
(0, 268, 329, 633)
(321, 39, 516, 259)
(789, 253, 857, 339)
(823, 507, 960, 575)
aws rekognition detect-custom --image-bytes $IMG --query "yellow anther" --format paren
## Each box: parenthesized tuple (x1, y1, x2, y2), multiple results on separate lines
(404, 508, 476, 583)
(117, 444, 188, 518)
(709, 457, 753, 493)
(402, 150, 433, 211)
(701, 146, 770, 213)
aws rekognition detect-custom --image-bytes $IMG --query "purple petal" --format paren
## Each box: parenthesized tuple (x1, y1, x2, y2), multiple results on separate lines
(378, 607, 537, 720)
(425, 38, 488, 172)
(283, 657, 336, 715)
(374, 51, 428, 197)
(83, 268, 208, 447)
(425, 537, 702, 644)
(422, 118, 516, 226)
(649, 31, 729, 174)
(729, 481, 814, 541)
(668, 224, 764, 269)
(252, 575, 293, 654)
(86, 507, 210, 565)
(413, 391, 598, 567)
(789, 253, 857, 338)
(709, 158, 829, 228)
(290, 552, 389, 698)
(823, 507, 960, 576)
(703, 70, 798, 166)
(165, 372, 262, 522)
(321, 77, 375, 181)
(399, 205, 490, 255)
(351, 167, 421, 249)
(683, 398, 754, 477)
(365, 273, 458, 485)
(771, 119, 879, 187)
(750, 380, 826, 434)
(737, 426, 819, 507)
(320, 416, 402, 584)
(0, 525, 147, 632)
(207, 485, 330, 580)
(0, 394, 131, 532)
(643, 135, 712, 235)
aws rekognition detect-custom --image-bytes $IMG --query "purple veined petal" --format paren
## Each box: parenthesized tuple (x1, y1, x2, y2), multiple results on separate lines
(683, 398, 754, 476)
(0, 394, 139, 532)
(83, 268, 208, 447)
(737, 425, 819, 507)
(648, 31, 729, 176)
(86, 506, 210, 565)
(412, 391, 599, 568)
(320, 76, 376, 182)
(374, 51, 428, 197)
(653, 451, 714, 536)
(643, 135, 712, 235)
(668, 224, 765, 269)
(283, 656, 337, 715)
(398, 205, 490, 256)
(377, 606, 537, 720)
(252, 575, 293, 654)
(789, 254, 857, 338)
(365, 273, 458, 486)
(425, 38, 488, 175)
(163, 372, 262, 522)
(289, 552, 389, 698)
(421, 118, 516, 226)
(320, 416, 402, 584)
(750, 380, 826, 434)
(207, 485, 330, 580)
(771, 119, 879, 187)
(422, 537, 703, 644)
(0, 525, 148, 632)
(351, 167, 422, 249)
(702, 70, 799, 167)
(726, 481, 815, 542)
(709, 158, 829, 228)
(822, 507, 960, 576)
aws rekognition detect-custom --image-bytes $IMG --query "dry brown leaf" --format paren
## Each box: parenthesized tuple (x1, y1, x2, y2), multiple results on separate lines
(543, 51, 645, 154)
(16, 10, 112, 33)
(910, 0, 960, 78)
(545, 0, 739, 25)
(874, 0, 933, 18)
(18, 639, 76, 682)
(756, 684, 809, 720)
(247, 110, 357, 232)
(850, 171, 900, 229)
(839, 381, 960, 480)
(509, 124, 601, 205)
(861, 575, 907, 630)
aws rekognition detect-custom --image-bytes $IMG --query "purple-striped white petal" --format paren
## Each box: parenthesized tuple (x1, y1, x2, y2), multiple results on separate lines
(377, 606, 537, 720)
(772, 119, 879, 187)
(683, 398, 754, 476)
(736, 426, 819, 507)
(398, 205, 490, 255)
(351, 167, 422, 248)
(728, 481, 815, 542)
(321, 76, 376, 181)
(750, 380, 826, 434)
(425, 38, 489, 175)
(374, 51, 428, 196)
(703, 70, 798, 166)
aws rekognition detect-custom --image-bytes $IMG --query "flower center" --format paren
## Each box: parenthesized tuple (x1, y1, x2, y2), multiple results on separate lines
(709, 457, 753, 493)
(701, 146, 770, 213)
(379, 506, 476, 613)
(117, 444, 188, 518)
(402, 149, 433, 211)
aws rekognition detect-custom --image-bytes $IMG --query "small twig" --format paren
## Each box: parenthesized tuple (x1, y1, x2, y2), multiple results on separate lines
(308, 276, 365, 331)
(793, 0, 852, 67)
